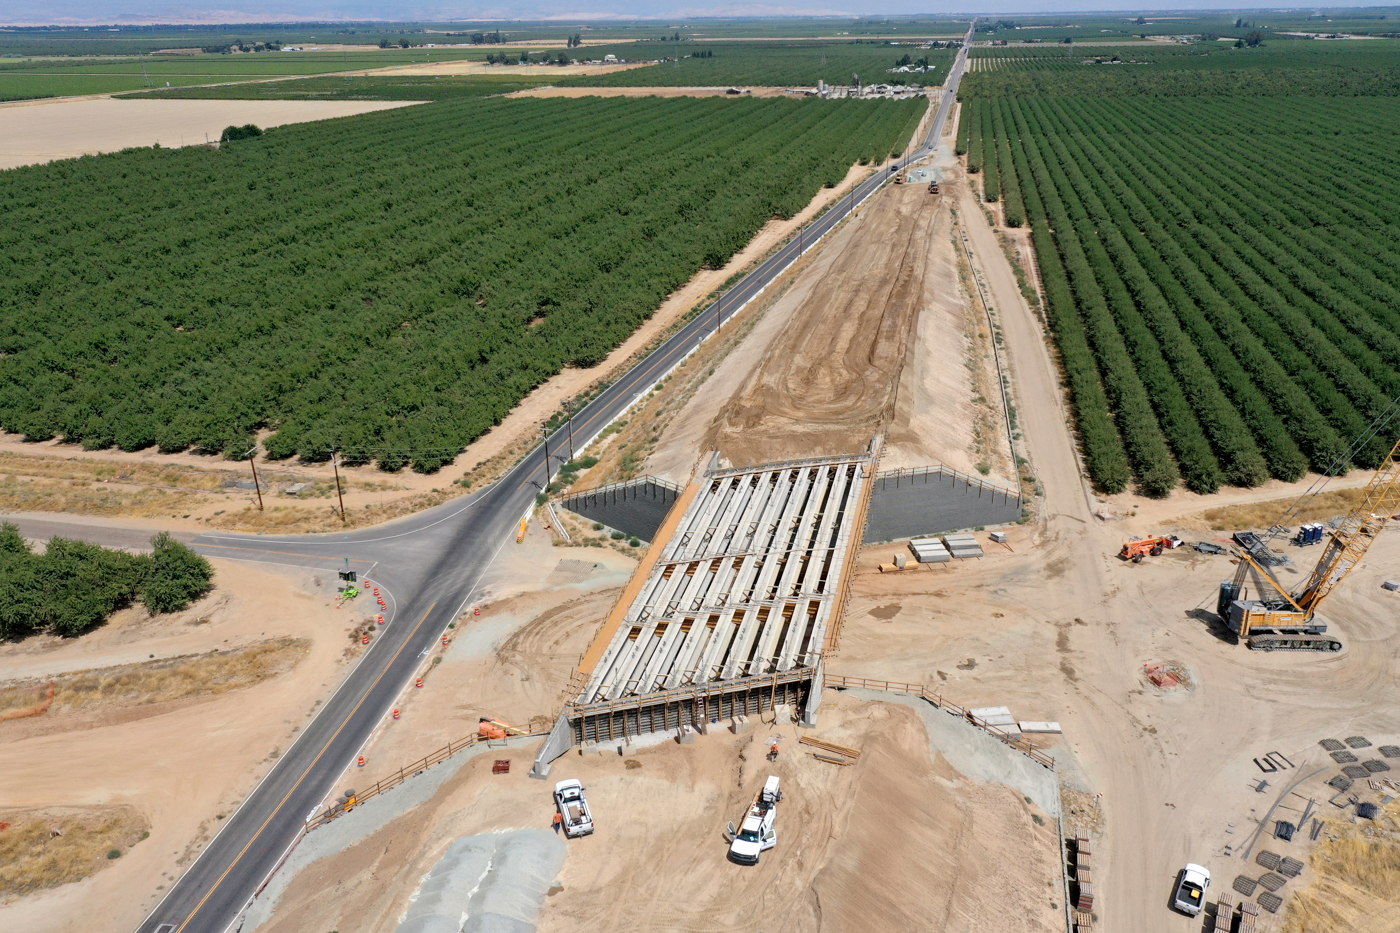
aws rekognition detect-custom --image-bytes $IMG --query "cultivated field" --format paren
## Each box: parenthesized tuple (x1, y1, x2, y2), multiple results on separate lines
(960, 42, 1400, 496)
(0, 94, 925, 470)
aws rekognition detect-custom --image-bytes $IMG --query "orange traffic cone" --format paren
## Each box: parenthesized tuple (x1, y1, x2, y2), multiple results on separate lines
(363, 581, 371, 589)
(474, 606, 480, 616)
(416, 677, 423, 688)
(393, 708, 400, 720)
(358, 755, 365, 767)
(362, 633, 370, 645)
(442, 635, 449, 646)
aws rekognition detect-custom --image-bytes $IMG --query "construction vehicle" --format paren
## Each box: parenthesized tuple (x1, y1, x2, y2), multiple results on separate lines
(928, 181, 940, 194)
(1118, 535, 1183, 562)
(1170, 863, 1210, 916)
(553, 779, 594, 838)
(727, 776, 781, 864)
(893, 172, 906, 185)
(477, 717, 528, 740)
(1218, 430, 1400, 651)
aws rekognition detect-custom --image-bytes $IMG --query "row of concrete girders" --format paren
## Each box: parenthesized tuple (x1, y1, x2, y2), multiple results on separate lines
(580, 455, 871, 702)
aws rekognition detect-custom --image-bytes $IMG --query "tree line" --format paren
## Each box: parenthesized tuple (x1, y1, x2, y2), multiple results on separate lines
(0, 525, 214, 640)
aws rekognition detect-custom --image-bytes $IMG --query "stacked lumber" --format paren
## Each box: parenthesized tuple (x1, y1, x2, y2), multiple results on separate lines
(801, 735, 861, 766)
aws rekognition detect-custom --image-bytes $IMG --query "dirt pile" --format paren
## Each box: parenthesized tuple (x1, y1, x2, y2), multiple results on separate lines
(705, 184, 935, 466)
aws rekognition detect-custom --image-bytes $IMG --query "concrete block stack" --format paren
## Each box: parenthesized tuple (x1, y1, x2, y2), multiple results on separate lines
(908, 537, 950, 563)
(969, 706, 1022, 742)
(942, 533, 984, 558)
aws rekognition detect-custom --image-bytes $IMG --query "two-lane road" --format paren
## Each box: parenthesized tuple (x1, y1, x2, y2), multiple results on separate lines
(133, 24, 974, 933)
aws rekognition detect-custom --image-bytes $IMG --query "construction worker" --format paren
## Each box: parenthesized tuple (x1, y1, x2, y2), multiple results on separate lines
(552, 811, 563, 834)
(768, 742, 779, 761)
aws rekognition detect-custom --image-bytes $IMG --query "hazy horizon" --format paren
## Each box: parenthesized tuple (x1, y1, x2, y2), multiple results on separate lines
(7, 2, 1389, 28)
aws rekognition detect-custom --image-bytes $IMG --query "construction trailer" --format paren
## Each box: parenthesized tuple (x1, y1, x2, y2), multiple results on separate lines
(1219, 433, 1400, 651)
(532, 449, 877, 776)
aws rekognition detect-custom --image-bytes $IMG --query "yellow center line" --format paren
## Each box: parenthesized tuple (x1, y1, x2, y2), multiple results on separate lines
(174, 601, 438, 933)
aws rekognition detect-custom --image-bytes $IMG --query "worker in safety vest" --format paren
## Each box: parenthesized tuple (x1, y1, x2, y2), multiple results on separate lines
(552, 811, 563, 834)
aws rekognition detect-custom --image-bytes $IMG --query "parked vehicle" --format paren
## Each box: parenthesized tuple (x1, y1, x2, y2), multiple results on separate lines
(553, 779, 594, 838)
(727, 776, 781, 864)
(1171, 863, 1210, 916)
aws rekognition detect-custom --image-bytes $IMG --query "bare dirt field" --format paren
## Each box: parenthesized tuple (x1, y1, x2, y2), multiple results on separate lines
(0, 98, 422, 170)
(373, 60, 650, 77)
(704, 183, 934, 465)
(0, 559, 379, 932)
(507, 85, 793, 98)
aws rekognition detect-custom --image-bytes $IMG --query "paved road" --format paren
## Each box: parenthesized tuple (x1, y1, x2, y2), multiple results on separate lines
(129, 25, 974, 933)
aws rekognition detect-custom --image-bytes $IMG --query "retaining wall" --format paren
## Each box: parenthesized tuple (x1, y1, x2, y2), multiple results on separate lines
(864, 465, 1022, 543)
(556, 476, 684, 543)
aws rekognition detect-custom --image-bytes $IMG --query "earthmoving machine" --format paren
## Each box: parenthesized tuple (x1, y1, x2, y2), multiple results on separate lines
(894, 172, 906, 185)
(477, 717, 528, 740)
(928, 181, 940, 194)
(1118, 534, 1183, 562)
(1218, 428, 1400, 652)
(727, 776, 781, 864)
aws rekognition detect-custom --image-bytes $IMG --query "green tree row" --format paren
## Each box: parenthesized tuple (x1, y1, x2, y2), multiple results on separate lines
(0, 96, 925, 472)
(0, 525, 214, 640)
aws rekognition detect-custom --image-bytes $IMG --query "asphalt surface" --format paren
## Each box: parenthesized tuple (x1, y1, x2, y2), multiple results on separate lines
(121, 27, 974, 933)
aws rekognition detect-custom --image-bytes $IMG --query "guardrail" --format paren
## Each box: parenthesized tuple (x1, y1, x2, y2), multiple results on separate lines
(825, 673, 1055, 770)
(305, 726, 549, 831)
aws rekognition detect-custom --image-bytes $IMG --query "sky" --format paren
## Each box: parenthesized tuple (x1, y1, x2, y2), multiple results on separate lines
(4, 3, 1372, 26)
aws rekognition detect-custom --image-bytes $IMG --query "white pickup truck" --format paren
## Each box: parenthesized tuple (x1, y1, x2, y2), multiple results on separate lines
(727, 775, 781, 865)
(1171, 863, 1210, 916)
(554, 779, 594, 839)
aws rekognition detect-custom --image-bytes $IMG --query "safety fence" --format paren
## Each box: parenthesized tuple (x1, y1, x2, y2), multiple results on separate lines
(824, 673, 1055, 770)
(305, 725, 549, 831)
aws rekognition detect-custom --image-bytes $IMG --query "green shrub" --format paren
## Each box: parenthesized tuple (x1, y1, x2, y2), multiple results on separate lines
(141, 533, 214, 615)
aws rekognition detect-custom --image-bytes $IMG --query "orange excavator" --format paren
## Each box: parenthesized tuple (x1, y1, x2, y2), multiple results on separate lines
(478, 717, 529, 740)
(1119, 535, 1184, 563)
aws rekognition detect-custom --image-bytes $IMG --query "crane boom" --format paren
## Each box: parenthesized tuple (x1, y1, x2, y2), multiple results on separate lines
(1294, 436, 1400, 614)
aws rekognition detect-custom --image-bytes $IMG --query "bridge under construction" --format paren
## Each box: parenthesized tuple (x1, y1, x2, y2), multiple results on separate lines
(532, 448, 878, 775)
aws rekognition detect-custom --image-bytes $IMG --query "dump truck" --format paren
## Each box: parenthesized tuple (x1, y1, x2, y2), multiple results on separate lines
(553, 779, 594, 838)
(1118, 535, 1183, 562)
(727, 775, 781, 864)
(1171, 863, 1210, 916)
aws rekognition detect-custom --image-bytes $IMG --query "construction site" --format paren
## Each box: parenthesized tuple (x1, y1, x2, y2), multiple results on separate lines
(5, 73, 1400, 933)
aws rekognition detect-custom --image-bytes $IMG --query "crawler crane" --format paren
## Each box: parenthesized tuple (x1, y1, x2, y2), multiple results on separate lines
(1218, 429, 1400, 651)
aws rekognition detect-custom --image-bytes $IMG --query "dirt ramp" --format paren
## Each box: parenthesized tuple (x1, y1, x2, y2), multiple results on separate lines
(706, 185, 935, 466)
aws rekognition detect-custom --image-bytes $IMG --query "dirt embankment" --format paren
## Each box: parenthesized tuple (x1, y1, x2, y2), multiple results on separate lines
(246, 693, 1061, 933)
(704, 183, 935, 466)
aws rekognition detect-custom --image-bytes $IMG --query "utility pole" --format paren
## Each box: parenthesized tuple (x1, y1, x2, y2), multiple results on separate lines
(331, 449, 347, 523)
(243, 446, 264, 511)
(562, 399, 577, 462)
(539, 426, 552, 491)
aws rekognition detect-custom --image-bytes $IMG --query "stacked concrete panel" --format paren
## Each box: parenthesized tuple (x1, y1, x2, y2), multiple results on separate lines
(908, 537, 951, 563)
(942, 533, 985, 559)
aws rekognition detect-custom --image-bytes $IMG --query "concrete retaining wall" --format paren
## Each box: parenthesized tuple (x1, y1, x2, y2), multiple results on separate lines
(864, 466, 1021, 543)
(556, 476, 683, 543)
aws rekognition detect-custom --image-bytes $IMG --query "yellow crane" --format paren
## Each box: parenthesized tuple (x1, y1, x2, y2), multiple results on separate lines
(1219, 433, 1400, 651)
